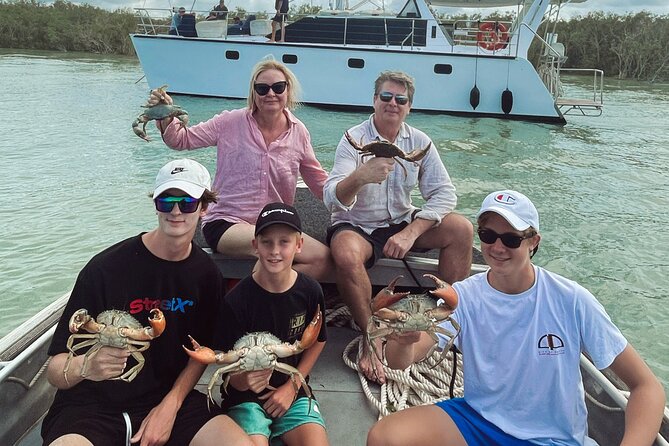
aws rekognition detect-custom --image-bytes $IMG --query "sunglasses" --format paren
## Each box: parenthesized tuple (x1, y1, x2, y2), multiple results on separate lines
(378, 91, 409, 105)
(254, 81, 287, 96)
(155, 195, 200, 213)
(477, 228, 533, 249)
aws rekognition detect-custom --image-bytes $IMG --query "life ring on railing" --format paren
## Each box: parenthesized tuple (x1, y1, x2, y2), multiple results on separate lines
(477, 22, 509, 51)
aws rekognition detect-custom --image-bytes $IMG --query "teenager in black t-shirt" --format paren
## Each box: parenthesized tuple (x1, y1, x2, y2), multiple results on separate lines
(41, 159, 252, 446)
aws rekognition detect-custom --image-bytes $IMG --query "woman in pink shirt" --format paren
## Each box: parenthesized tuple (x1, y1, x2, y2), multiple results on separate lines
(149, 59, 332, 280)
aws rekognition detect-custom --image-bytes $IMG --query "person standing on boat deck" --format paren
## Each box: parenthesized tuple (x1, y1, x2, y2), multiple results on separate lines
(41, 159, 252, 446)
(169, 6, 186, 35)
(206, 0, 228, 21)
(199, 202, 329, 446)
(323, 70, 473, 383)
(367, 190, 666, 446)
(149, 59, 332, 282)
(270, 0, 289, 42)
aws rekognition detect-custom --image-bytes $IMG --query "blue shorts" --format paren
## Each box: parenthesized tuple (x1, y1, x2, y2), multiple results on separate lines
(227, 397, 325, 446)
(436, 398, 535, 446)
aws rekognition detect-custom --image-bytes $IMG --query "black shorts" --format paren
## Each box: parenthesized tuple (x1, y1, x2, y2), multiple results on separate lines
(201, 219, 236, 252)
(326, 219, 429, 269)
(41, 390, 221, 446)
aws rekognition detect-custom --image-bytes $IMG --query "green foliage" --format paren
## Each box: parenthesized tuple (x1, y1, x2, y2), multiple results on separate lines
(0, 0, 137, 55)
(555, 11, 669, 81)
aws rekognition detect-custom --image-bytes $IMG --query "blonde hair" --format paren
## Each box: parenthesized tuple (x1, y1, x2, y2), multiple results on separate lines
(247, 58, 301, 112)
(374, 71, 415, 103)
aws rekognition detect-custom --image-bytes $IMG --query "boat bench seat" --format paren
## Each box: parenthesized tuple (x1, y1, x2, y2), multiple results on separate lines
(195, 20, 228, 38)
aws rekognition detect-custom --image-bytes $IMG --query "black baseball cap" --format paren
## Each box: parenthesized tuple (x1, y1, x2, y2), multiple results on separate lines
(254, 202, 302, 236)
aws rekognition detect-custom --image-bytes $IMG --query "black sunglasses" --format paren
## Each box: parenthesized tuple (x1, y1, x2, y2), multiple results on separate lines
(378, 91, 409, 105)
(254, 81, 287, 96)
(154, 195, 200, 213)
(477, 228, 533, 249)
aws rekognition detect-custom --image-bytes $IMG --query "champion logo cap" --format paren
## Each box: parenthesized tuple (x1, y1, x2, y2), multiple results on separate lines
(255, 202, 302, 236)
(476, 190, 539, 231)
(153, 159, 211, 199)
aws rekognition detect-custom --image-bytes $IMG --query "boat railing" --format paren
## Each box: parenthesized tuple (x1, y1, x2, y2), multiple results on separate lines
(0, 292, 68, 446)
(134, 8, 173, 36)
(450, 20, 514, 54)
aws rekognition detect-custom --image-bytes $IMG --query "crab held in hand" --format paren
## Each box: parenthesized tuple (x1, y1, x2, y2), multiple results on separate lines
(65, 308, 166, 382)
(367, 274, 460, 365)
(132, 85, 189, 141)
(184, 306, 322, 404)
(344, 131, 432, 177)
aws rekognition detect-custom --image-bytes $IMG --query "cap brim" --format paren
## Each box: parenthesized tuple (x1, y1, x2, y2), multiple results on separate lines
(153, 180, 205, 199)
(476, 206, 530, 231)
(254, 222, 302, 236)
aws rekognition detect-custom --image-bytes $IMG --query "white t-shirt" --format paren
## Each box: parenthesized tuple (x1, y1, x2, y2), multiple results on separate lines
(437, 266, 627, 445)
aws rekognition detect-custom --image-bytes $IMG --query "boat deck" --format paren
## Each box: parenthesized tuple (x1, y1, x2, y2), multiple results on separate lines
(557, 98, 604, 116)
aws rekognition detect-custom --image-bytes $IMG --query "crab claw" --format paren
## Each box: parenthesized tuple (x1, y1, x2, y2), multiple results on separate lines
(183, 335, 218, 364)
(147, 309, 166, 338)
(371, 276, 410, 313)
(297, 305, 323, 351)
(404, 142, 433, 162)
(132, 118, 150, 142)
(68, 309, 92, 333)
(344, 131, 363, 150)
(424, 274, 458, 311)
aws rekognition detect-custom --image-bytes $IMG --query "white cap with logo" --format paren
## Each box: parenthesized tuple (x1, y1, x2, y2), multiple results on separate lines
(476, 190, 539, 231)
(153, 159, 211, 199)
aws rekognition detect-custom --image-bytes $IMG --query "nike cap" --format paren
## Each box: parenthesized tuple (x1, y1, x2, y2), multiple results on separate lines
(153, 159, 211, 199)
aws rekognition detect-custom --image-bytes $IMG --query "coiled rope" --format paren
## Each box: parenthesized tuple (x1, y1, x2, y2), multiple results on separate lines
(325, 304, 464, 419)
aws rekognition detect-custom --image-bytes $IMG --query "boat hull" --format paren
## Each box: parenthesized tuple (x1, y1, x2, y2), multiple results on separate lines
(130, 34, 566, 124)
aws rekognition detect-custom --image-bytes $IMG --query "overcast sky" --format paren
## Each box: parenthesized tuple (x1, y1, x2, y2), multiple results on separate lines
(93, 0, 669, 17)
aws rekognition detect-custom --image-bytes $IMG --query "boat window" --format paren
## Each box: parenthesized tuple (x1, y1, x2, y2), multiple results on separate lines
(225, 50, 240, 60)
(434, 64, 452, 75)
(282, 54, 298, 64)
(348, 58, 364, 69)
(397, 0, 420, 19)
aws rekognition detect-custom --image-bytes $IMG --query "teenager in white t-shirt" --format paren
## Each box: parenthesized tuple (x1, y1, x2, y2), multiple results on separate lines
(367, 189, 665, 446)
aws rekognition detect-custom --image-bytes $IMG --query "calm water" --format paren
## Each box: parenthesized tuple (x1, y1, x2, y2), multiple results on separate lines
(1, 49, 668, 391)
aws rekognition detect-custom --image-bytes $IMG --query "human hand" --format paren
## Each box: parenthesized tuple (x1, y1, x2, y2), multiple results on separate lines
(383, 228, 418, 259)
(80, 346, 130, 381)
(359, 157, 395, 185)
(232, 369, 273, 393)
(387, 331, 422, 346)
(258, 381, 297, 418)
(148, 87, 173, 106)
(130, 397, 178, 446)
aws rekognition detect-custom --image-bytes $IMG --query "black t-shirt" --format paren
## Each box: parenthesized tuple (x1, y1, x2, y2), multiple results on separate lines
(47, 234, 224, 412)
(214, 272, 327, 409)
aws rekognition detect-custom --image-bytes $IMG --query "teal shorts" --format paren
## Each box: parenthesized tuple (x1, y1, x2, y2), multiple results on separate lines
(227, 397, 326, 446)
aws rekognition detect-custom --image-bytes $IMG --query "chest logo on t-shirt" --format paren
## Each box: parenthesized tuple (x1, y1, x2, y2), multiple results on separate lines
(537, 333, 565, 356)
(287, 312, 306, 338)
(129, 297, 194, 314)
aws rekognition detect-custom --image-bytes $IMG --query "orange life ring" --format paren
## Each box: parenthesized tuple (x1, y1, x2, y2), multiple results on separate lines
(477, 22, 509, 51)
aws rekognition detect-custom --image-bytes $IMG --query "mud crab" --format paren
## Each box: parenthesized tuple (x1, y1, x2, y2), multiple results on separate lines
(184, 306, 322, 404)
(132, 85, 189, 141)
(344, 131, 433, 177)
(64, 308, 166, 382)
(367, 274, 460, 365)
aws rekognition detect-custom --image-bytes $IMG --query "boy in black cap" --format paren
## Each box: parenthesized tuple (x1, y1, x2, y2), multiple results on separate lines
(214, 203, 329, 445)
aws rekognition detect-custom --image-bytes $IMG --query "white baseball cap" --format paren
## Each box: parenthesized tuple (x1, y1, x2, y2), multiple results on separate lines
(476, 190, 539, 231)
(153, 159, 211, 199)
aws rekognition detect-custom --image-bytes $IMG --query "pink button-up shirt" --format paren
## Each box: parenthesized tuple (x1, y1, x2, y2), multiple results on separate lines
(161, 108, 327, 226)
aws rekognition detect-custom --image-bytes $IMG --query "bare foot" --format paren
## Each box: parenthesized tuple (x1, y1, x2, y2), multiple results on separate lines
(359, 338, 386, 384)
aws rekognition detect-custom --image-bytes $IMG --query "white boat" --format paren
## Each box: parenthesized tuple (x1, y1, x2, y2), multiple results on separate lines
(129, 0, 604, 124)
(2, 188, 668, 445)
